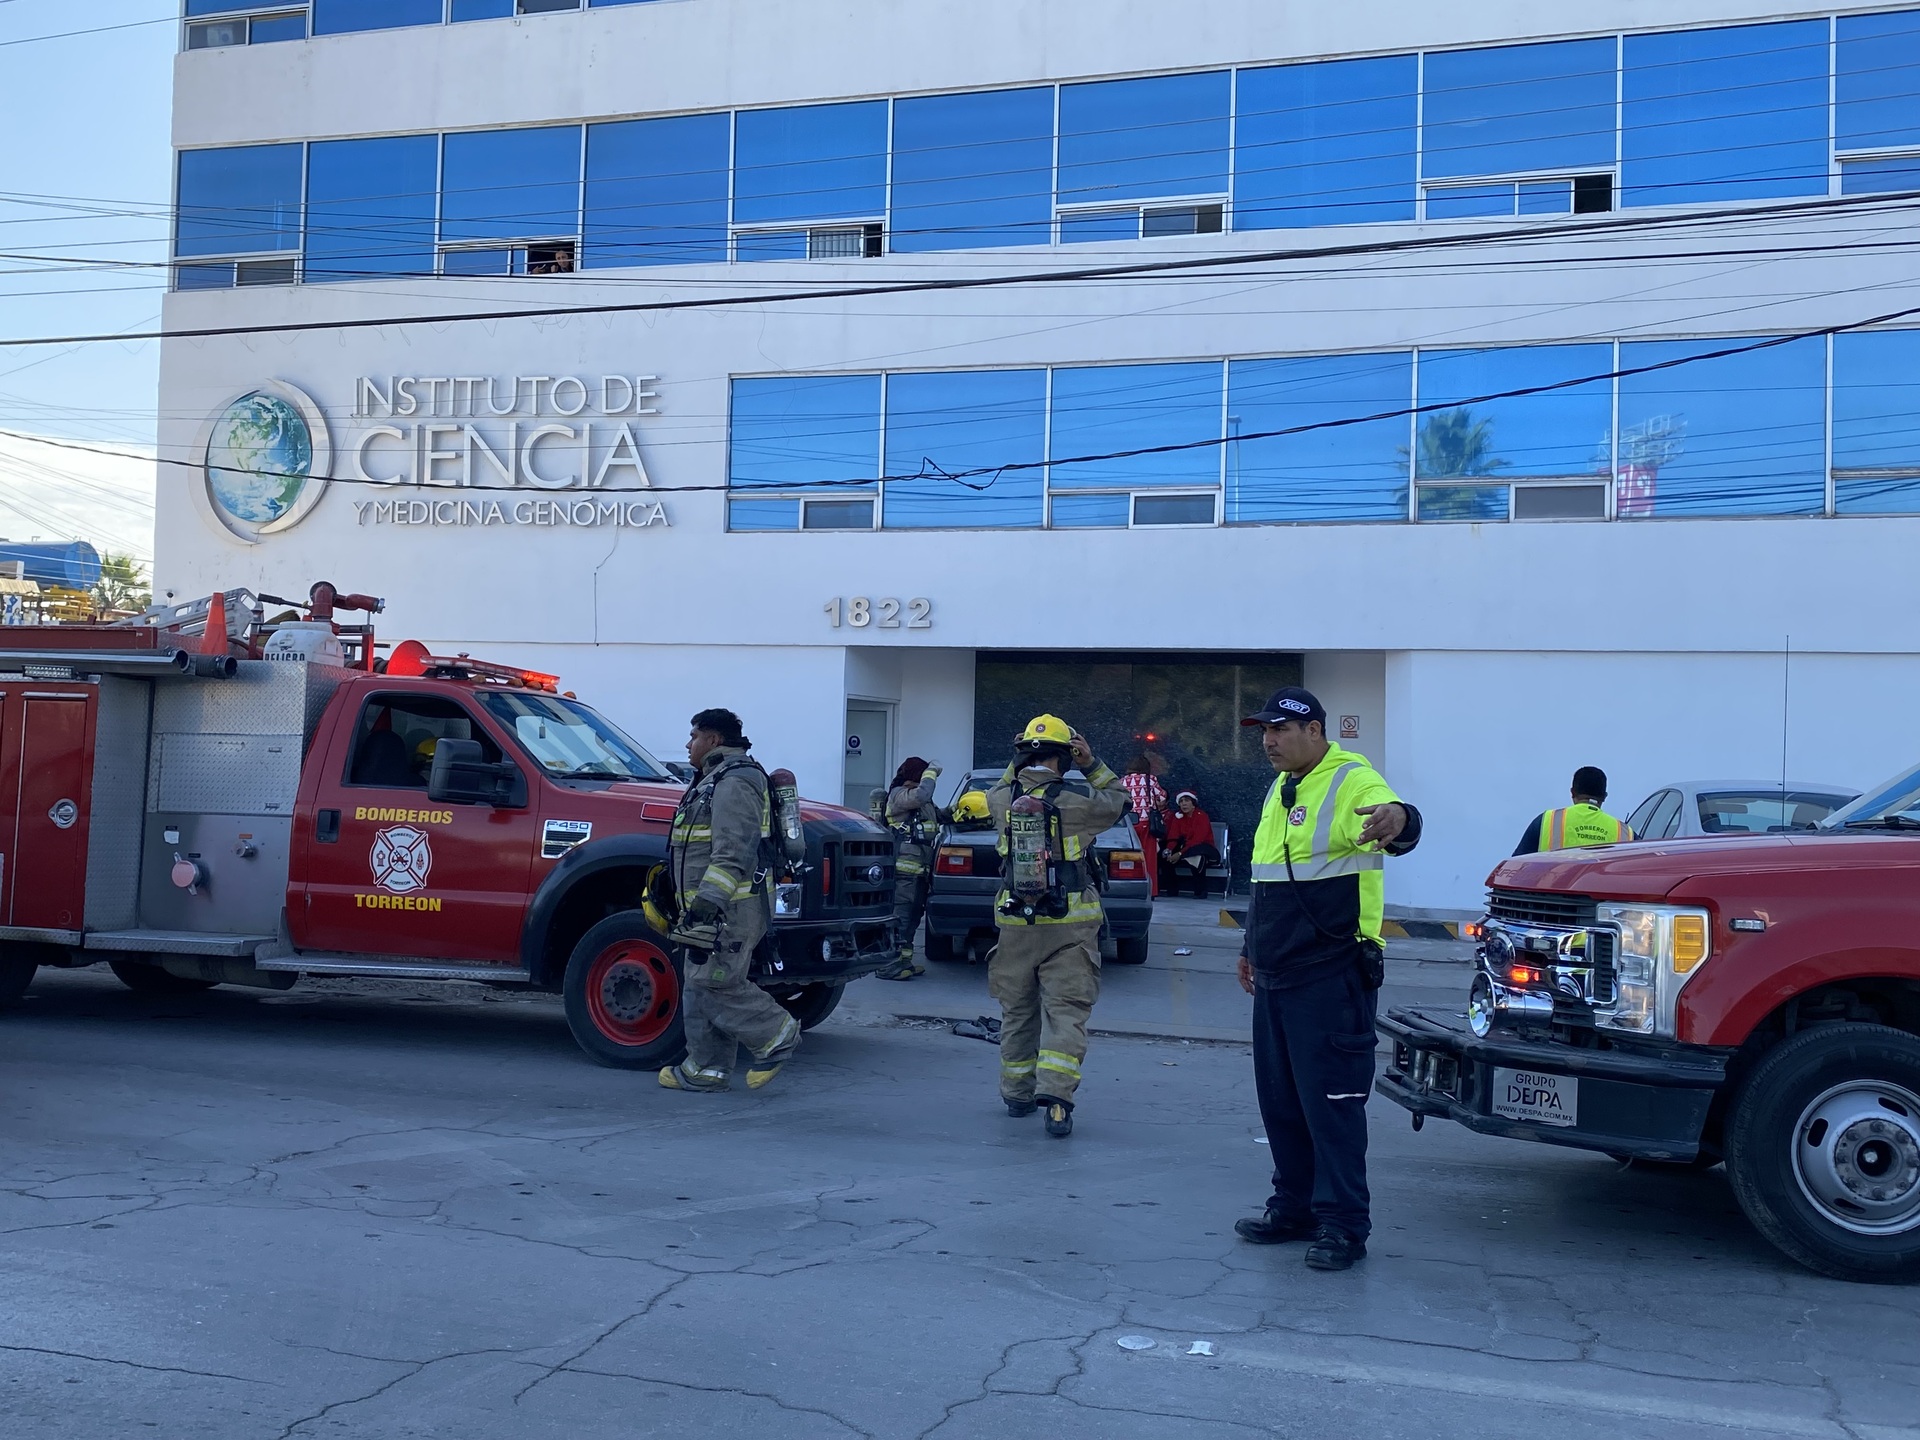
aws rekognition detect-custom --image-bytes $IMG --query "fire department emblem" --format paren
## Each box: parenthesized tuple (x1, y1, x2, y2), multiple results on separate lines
(371, 825, 433, 894)
(1289, 806, 1308, 827)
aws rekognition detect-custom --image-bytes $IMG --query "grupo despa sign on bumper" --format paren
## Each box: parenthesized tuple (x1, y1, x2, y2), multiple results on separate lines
(193, 374, 671, 544)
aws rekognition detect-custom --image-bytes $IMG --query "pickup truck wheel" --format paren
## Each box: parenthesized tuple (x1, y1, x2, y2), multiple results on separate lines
(0, 945, 40, 1007)
(769, 982, 844, 1030)
(108, 959, 218, 994)
(563, 916, 686, 1070)
(924, 932, 958, 964)
(1113, 935, 1150, 965)
(1726, 1022, 1920, 1282)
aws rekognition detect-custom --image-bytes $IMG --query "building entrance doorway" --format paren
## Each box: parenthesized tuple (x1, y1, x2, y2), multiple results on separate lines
(974, 653, 1303, 891)
(843, 702, 892, 812)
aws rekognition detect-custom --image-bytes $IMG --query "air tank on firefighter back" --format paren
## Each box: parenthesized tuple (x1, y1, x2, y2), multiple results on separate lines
(0, 541, 102, 590)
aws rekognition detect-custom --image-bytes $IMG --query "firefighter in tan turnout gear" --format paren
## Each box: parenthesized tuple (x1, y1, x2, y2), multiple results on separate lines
(985, 716, 1128, 1137)
(880, 757, 943, 981)
(659, 708, 801, 1093)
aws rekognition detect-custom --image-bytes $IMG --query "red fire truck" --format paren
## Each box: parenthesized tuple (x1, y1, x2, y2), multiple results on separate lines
(1379, 782, 1920, 1281)
(0, 584, 896, 1067)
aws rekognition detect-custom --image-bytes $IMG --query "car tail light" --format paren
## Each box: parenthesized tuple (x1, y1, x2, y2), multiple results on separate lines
(1108, 850, 1145, 880)
(936, 846, 974, 876)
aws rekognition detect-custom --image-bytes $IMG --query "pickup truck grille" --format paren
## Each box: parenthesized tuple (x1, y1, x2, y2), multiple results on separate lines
(837, 839, 895, 912)
(1488, 888, 1597, 929)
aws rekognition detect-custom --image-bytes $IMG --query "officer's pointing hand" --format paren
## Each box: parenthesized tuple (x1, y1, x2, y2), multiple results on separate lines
(1355, 803, 1407, 848)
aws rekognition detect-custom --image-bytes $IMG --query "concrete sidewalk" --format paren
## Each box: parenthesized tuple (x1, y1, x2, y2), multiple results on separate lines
(840, 896, 1476, 1043)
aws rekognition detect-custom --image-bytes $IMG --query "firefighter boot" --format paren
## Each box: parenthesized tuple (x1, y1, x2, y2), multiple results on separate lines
(659, 1061, 729, 1092)
(745, 1014, 802, 1090)
(878, 949, 925, 981)
(1041, 1096, 1074, 1138)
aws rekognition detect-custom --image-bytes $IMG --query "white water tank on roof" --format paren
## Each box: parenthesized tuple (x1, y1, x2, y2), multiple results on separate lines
(261, 621, 345, 668)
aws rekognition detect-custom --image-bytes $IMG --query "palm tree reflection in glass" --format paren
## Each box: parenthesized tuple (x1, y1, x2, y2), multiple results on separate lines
(1408, 407, 1510, 519)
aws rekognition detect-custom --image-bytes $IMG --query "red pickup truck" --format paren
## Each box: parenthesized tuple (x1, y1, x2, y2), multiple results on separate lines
(0, 588, 895, 1068)
(1380, 771, 1920, 1281)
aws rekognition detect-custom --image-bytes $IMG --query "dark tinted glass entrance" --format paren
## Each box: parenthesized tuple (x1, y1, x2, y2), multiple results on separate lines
(975, 652, 1303, 890)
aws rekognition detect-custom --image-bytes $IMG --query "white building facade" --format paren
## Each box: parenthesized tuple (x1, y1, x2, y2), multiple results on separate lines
(159, 0, 1920, 911)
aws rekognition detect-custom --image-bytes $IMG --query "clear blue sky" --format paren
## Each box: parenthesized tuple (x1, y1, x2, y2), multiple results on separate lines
(0, 0, 175, 449)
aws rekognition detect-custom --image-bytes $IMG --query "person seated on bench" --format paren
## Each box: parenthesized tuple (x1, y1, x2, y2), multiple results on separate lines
(1159, 791, 1220, 898)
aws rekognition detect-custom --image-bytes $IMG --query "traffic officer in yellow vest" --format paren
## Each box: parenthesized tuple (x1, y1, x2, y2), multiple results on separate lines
(1233, 687, 1422, 1271)
(658, 708, 801, 1093)
(880, 757, 943, 980)
(985, 716, 1127, 1138)
(1513, 767, 1632, 854)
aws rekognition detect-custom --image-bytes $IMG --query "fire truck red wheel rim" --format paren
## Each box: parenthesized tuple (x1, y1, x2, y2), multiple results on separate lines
(585, 939, 678, 1046)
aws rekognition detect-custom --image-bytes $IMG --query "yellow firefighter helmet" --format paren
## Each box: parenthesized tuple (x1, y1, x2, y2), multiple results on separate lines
(951, 790, 991, 824)
(1016, 714, 1073, 750)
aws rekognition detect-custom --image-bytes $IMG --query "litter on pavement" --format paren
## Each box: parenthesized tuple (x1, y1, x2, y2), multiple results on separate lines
(1116, 1335, 1156, 1351)
(1188, 1341, 1216, 1356)
(951, 1016, 1001, 1044)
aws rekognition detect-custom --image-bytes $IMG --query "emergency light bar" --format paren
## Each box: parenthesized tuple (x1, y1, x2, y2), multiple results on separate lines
(385, 639, 560, 692)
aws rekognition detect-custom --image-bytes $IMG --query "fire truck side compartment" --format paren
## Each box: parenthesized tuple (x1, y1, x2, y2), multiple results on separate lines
(85, 677, 152, 931)
(139, 661, 343, 937)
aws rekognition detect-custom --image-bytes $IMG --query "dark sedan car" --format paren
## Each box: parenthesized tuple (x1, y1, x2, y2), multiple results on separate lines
(923, 768, 1153, 965)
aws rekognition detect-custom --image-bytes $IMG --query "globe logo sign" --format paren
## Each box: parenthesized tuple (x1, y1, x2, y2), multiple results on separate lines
(200, 381, 332, 543)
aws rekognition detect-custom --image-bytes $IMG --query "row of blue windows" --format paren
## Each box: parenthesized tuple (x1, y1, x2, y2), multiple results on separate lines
(724, 330, 1920, 531)
(183, 1, 659, 52)
(175, 9, 1920, 280)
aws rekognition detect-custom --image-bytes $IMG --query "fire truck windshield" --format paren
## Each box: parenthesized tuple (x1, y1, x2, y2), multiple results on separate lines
(481, 693, 672, 783)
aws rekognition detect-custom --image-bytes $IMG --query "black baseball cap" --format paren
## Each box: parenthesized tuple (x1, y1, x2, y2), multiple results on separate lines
(1242, 686, 1328, 729)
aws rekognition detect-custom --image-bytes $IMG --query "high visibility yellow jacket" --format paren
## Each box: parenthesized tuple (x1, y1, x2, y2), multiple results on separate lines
(1514, 802, 1631, 855)
(985, 759, 1127, 927)
(1246, 744, 1420, 988)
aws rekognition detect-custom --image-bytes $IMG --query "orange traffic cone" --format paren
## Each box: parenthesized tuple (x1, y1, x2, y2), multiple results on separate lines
(198, 591, 229, 656)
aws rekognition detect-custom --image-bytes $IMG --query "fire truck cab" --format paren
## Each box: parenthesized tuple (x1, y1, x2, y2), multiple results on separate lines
(0, 587, 897, 1068)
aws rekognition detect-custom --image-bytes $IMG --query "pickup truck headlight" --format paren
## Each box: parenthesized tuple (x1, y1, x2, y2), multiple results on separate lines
(1595, 904, 1711, 1038)
(774, 882, 803, 918)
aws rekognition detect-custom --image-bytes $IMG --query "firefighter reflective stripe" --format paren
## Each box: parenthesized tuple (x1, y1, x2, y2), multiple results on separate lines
(1001, 1057, 1038, 1076)
(700, 865, 757, 902)
(1036, 1050, 1082, 1080)
(896, 855, 927, 877)
(1248, 852, 1382, 882)
(1541, 804, 1626, 850)
(1309, 763, 1363, 861)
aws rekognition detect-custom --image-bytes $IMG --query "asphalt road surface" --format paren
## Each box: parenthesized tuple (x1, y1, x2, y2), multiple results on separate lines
(5, 904, 1917, 1439)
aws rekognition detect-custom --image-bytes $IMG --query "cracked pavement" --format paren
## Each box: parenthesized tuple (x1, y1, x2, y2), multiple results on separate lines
(4, 951, 1918, 1439)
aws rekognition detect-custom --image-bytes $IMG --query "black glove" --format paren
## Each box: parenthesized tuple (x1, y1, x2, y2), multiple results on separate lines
(683, 895, 723, 929)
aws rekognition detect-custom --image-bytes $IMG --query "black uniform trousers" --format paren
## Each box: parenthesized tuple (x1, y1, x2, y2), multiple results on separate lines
(1250, 963, 1379, 1242)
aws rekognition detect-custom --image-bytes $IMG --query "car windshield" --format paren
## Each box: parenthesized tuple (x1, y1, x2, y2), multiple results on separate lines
(1821, 764, 1920, 830)
(480, 693, 671, 781)
(1696, 790, 1854, 834)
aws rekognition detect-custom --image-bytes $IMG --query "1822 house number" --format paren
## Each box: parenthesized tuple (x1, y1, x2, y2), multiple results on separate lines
(824, 597, 933, 630)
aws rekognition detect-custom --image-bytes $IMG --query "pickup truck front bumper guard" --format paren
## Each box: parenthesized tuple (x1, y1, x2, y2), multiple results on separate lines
(1376, 1006, 1731, 1163)
(754, 917, 897, 987)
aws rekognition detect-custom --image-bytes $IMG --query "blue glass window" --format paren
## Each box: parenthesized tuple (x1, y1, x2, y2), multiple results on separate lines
(451, 0, 517, 18)
(1235, 56, 1417, 230)
(1057, 72, 1230, 207)
(733, 102, 888, 226)
(1423, 39, 1616, 180)
(1834, 330, 1920, 514)
(1048, 363, 1223, 491)
(584, 113, 730, 268)
(312, 0, 443, 35)
(727, 498, 800, 531)
(175, 145, 303, 257)
(1050, 494, 1132, 528)
(1425, 184, 1512, 219)
(185, 2, 258, 11)
(1226, 353, 1411, 523)
(250, 13, 307, 41)
(1842, 156, 1920, 194)
(1414, 345, 1613, 479)
(883, 370, 1045, 528)
(1622, 21, 1829, 207)
(1058, 211, 1142, 243)
(441, 127, 582, 243)
(730, 376, 882, 516)
(891, 88, 1054, 253)
(305, 135, 438, 282)
(1615, 337, 1826, 516)
(1838, 10, 1920, 152)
